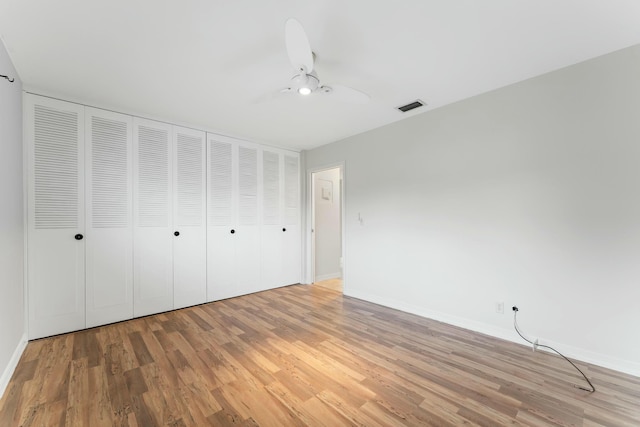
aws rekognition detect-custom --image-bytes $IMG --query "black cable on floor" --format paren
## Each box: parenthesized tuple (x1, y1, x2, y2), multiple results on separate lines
(512, 307, 595, 393)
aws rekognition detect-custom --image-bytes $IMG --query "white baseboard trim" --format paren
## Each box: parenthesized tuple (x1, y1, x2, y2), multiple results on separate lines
(0, 333, 28, 399)
(530, 337, 640, 379)
(314, 272, 342, 282)
(345, 289, 640, 379)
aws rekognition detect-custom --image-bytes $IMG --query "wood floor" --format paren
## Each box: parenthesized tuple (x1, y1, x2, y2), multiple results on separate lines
(314, 278, 343, 293)
(1, 285, 639, 426)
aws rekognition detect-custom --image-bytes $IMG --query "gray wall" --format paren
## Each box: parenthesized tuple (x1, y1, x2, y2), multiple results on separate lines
(0, 39, 25, 394)
(313, 168, 341, 281)
(304, 45, 640, 376)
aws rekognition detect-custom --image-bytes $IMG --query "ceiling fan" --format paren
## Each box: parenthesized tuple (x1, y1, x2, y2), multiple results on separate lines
(277, 18, 370, 104)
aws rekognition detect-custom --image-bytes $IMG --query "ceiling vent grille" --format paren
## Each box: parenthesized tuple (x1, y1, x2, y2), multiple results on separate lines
(397, 100, 425, 113)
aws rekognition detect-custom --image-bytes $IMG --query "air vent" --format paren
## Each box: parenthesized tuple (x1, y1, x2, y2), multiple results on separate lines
(397, 100, 425, 113)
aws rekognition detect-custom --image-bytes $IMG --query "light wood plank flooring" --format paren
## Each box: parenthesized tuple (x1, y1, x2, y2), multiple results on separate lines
(1, 284, 639, 426)
(314, 278, 343, 293)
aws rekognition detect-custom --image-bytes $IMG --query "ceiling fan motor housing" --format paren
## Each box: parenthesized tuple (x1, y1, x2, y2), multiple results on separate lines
(292, 72, 319, 94)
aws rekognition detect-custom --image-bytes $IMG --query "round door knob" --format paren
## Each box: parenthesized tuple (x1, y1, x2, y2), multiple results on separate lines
(174, 231, 180, 236)
(230, 229, 235, 234)
(282, 228, 286, 232)
(75, 234, 83, 240)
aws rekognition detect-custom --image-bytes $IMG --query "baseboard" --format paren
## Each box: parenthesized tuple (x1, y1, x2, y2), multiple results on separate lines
(530, 337, 640, 378)
(0, 333, 28, 399)
(314, 272, 341, 282)
(345, 289, 640, 378)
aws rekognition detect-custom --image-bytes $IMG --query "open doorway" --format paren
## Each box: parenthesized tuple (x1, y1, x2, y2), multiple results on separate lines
(311, 167, 343, 293)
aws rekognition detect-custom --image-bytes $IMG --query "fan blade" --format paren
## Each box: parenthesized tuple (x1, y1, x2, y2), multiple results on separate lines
(325, 84, 370, 104)
(253, 87, 293, 104)
(285, 18, 314, 73)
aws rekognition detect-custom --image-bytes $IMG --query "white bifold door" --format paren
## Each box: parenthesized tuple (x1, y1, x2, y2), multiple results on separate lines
(26, 96, 86, 339)
(85, 108, 134, 327)
(261, 149, 301, 289)
(282, 153, 302, 285)
(260, 149, 282, 290)
(172, 127, 207, 309)
(133, 118, 174, 316)
(133, 119, 207, 316)
(207, 137, 261, 301)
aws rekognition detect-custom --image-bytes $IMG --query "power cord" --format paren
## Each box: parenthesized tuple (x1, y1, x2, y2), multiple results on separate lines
(512, 306, 595, 393)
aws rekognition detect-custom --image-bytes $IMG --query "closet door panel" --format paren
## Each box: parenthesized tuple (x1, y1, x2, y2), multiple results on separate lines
(173, 227, 206, 308)
(236, 226, 261, 294)
(85, 108, 133, 327)
(260, 149, 282, 290)
(260, 226, 282, 289)
(173, 127, 207, 309)
(136, 228, 173, 306)
(133, 118, 173, 317)
(86, 229, 131, 314)
(282, 153, 301, 285)
(207, 228, 236, 300)
(29, 231, 85, 338)
(207, 137, 235, 301)
(236, 144, 260, 295)
(26, 95, 86, 339)
(282, 223, 301, 285)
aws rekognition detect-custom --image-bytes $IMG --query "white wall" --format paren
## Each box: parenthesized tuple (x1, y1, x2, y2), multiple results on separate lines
(313, 168, 341, 281)
(304, 45, 640, 377)
(0, 39, 26, 396)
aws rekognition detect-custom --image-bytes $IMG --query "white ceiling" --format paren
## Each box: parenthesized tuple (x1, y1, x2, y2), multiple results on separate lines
(1, 1, 640, 151)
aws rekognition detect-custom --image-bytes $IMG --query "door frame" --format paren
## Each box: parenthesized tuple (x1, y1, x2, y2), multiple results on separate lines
(305, 162, 345, 290)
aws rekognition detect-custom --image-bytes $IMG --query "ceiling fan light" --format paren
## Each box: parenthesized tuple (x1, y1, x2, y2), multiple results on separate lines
(291, 72, 318, 96)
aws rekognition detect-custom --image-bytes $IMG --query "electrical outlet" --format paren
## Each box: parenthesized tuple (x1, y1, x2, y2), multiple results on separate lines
(495, 302, 504, 314)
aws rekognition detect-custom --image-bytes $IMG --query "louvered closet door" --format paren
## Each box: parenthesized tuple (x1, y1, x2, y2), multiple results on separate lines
(173, 126, 206, 309)
(236, 143, 261, 295)
(85, 108, 133, 327)
(282, 153, 301, 285)
(133, 118, 173, 316)
(261, 149, 283, 290)
(26, 95, 85, 339)
(207, 137, 236, 301)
